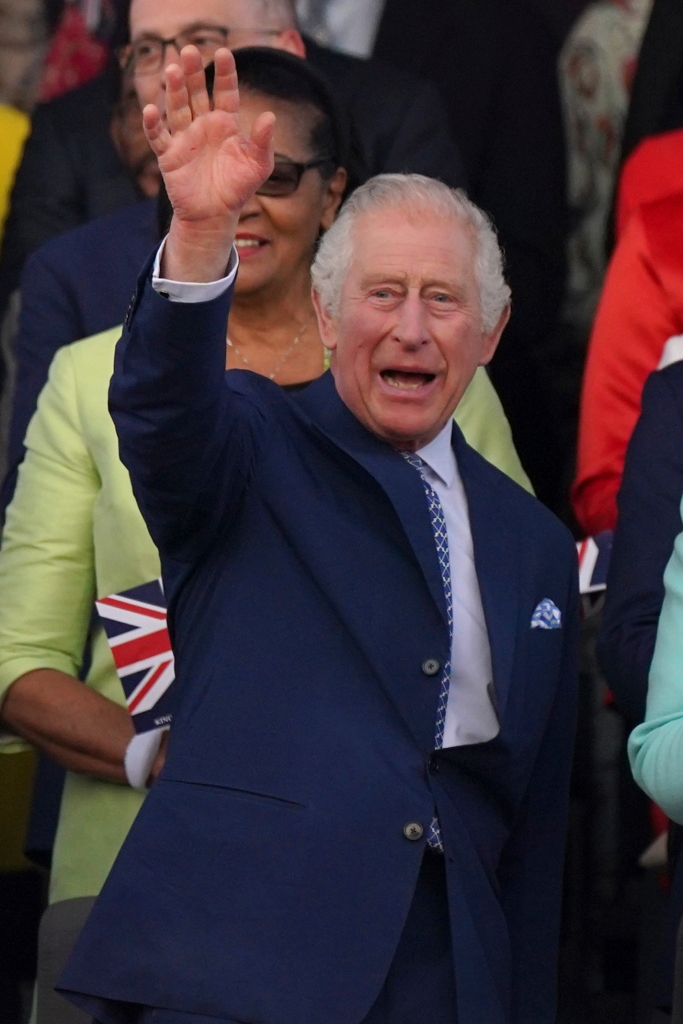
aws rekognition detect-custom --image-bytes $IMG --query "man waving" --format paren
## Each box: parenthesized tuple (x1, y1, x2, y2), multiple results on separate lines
(60, 46, 578, 1024)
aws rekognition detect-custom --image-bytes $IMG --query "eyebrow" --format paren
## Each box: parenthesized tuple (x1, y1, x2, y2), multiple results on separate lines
(132, 22, 228, 40)
(360, 274, 462, 293)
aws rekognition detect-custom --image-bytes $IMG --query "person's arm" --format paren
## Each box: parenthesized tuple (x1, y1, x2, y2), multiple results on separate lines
(1, 246, 88, 517)
(0, 104, 80, 314)
(598, 368, 683, 726)
(629, 518, 683, 824)
(454, 367, 533, 493)
(0, 344, 164, 784)
(573, 212, 681, 534)
(3, 669, 132, 782)
(497, 554, 579, 1023)
(109, 47, 275, 565)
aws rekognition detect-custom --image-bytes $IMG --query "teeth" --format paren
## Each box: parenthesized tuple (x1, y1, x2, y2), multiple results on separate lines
(384, 376, 424, 390)
(235, 239, 262, 249)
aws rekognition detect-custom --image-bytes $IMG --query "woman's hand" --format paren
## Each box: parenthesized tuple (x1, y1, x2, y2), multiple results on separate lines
(143, 45, 275, 282)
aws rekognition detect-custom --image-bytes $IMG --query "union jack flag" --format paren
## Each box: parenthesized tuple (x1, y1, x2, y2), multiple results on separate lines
(95, 580, 174, 734)
(576, 531, 613, 595)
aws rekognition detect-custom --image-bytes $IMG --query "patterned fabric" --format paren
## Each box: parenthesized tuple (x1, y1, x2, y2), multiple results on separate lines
(530, 598, 562, 630)
(402, 452, 453, 851)
(559, 0, 652, 331)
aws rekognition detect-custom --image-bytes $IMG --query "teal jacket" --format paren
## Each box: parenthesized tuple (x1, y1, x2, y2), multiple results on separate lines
(630, 508, 683, 823)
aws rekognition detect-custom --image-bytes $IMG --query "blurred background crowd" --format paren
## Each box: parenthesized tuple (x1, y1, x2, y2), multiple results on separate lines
(4, 0, 683, 1021)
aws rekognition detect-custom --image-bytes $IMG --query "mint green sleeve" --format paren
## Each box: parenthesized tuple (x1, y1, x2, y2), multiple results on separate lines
(629, 518, 683, 823)
(454, 367, 533, 493)
(0, 344, 97, 710)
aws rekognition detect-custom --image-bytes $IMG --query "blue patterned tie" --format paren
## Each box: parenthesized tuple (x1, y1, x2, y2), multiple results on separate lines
(402, 452, 453, 851)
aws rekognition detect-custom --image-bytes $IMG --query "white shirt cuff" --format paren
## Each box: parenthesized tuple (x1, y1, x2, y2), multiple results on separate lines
(152, 237, 239, 303)
(124, 726, 168, 790)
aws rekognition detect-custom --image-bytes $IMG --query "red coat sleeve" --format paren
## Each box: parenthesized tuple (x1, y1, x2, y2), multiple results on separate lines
(572, 209, 683, 534)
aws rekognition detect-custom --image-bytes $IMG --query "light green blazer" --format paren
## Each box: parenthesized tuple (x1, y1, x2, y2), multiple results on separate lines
(629, 511, 683, 823)
(0, 325, 531, 904)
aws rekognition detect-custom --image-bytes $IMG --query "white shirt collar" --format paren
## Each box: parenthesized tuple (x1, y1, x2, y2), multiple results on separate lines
(416, 420, 456, 487)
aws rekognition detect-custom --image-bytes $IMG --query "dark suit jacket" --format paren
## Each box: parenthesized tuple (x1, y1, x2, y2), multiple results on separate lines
(0, 60, 139, 317)
(597, 361, 683, 1009)
(59, 265, 578, 1024)
(0, 47, 463, 325)
(373, 0, 568, 506)
(620, 0, 683, 166)
(0, 198, 157, 516)
(598, 363, 683, 727)
(374, 0, 567, 343)
(304, 37, 465, 188)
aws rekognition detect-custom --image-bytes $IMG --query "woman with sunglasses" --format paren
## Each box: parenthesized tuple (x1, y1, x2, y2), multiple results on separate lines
(0, 48, 529, 1024)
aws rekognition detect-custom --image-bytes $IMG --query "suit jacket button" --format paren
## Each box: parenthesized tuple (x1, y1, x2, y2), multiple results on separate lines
(427, 755, 439, 774)
(422, 658, 440, 676)
(403, 822, 424, 841)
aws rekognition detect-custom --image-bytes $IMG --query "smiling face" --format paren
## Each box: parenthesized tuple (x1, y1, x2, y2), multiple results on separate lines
(233, 89, 345, 298)
(314, 206, 510, 451)
(129, 0, 304, 119)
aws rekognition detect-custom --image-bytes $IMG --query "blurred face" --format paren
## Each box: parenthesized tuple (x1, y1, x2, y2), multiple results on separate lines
(315, 207, 510, 451)
(128, 0, 305, 118)
(234, 90, 346, 297)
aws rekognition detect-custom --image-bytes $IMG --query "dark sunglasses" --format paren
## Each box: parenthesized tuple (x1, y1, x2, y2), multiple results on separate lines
(257, 157, 335, 197)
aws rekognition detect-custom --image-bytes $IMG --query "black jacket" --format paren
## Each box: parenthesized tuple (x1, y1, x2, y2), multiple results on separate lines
(598, 363, 683, 727)
(374, 0, 569, 506)
(620, 0, 683, 166)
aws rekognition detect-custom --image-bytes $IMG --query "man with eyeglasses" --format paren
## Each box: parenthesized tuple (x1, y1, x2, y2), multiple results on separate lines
(0, 0, 462, 330)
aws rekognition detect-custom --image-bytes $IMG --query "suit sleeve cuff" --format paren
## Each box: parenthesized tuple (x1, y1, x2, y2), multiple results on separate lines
(152, 237, 239, 303)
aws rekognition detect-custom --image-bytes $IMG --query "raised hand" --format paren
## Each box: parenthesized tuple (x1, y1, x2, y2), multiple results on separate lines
(142, 46, 275, 282)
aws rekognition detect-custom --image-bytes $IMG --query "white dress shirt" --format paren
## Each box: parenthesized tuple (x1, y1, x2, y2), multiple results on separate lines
(152, 244, 499, 748)
(415, 424, 498, 748)
(295, 0, 386, 58)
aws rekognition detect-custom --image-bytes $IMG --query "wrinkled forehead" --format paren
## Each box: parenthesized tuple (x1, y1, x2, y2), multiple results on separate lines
(346, 204, 478, 292)
(129, 0, 237, 37)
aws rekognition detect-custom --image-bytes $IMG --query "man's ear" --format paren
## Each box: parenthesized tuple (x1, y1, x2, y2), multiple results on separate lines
(321, 168, 347, 230)
(478, 304, 510, 366)
(312, 288, 337, 350)
(273, 29, 307, 57)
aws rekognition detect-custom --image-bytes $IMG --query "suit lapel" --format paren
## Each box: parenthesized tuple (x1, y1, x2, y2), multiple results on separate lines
(295, 374, 520, 722)
(294, 373, 450, 632)
(454, 427, 519, 721)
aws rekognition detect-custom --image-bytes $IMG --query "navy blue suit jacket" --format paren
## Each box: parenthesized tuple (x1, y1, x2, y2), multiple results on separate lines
(2, 198, 157, 515)
(60, 266, 579, 1024)
(598, 363, 683, 727)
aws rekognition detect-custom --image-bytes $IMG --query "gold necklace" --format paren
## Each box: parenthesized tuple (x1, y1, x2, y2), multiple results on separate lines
(227, 320, 311, 382)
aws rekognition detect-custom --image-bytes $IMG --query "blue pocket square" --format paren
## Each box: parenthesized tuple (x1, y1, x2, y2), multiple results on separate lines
(530, 599, 562, 629)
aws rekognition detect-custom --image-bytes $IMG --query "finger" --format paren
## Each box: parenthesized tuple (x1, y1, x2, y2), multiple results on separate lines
(212, 47, 239, 115)
(180, 45, 210, 118)
(164, 62, 193, 135)
(142, 103, 172, 157)
(248, 110, 276, 171)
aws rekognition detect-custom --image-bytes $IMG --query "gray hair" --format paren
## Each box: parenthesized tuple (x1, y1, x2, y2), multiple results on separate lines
(311, 173, 511, 333)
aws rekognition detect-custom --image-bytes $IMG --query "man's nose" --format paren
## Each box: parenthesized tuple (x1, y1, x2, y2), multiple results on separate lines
(394, 294, 429, 347)
(161, 43, 183, 83)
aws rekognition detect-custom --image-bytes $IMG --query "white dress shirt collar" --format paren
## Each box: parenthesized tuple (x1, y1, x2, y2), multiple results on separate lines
(415, 420, 457, 487)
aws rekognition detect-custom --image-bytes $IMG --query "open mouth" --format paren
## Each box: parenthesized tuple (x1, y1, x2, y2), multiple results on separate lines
(235, 237, 268, 253)
(380, 369, 436, 390)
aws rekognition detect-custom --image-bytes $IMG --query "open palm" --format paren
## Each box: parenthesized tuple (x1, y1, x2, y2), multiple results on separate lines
(143, 46, 275, 227)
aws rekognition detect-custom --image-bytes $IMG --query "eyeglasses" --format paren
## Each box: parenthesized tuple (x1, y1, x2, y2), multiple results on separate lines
(121, 25, 282, 76)
(257, 157, 335, 197)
